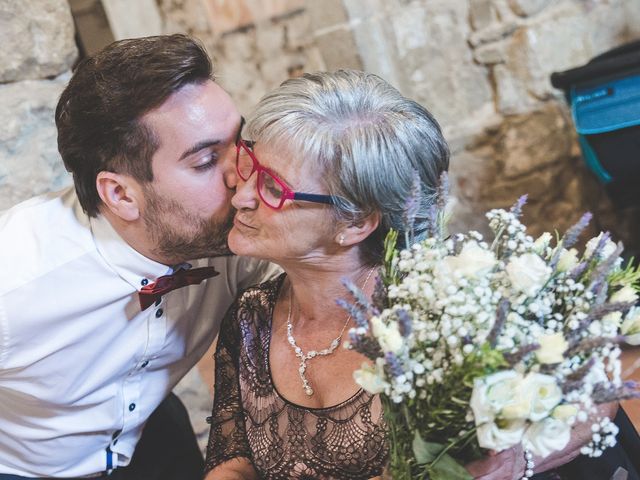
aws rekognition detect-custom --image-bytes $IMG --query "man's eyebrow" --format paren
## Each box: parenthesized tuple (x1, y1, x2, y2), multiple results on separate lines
(178, 140, 221, 161)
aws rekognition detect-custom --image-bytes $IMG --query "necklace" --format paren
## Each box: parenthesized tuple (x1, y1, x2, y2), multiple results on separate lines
(286, 267, 376, 396)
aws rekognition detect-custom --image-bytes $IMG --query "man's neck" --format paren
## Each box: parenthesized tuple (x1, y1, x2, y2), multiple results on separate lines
(99, 207, 171, 266)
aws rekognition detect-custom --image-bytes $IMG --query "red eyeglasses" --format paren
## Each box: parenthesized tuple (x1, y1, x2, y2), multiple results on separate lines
(235, 117, 339, 210)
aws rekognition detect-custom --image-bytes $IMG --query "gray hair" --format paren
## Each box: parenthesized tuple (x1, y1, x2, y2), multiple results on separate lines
(247, 69, 449, 266)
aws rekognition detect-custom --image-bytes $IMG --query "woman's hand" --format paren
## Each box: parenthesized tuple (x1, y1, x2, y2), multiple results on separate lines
(465, 445, 526, 480)
(465, 401, 620, 479)
(204, 458, 258, 480)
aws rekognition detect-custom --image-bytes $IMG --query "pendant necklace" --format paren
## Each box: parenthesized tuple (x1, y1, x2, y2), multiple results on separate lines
(286, 267, 376, 396)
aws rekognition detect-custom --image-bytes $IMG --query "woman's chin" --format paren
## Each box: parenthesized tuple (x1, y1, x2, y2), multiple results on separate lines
(228, 227, 258, 258)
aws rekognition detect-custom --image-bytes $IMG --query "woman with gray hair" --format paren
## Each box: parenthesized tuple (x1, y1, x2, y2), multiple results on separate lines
(203, 69, 447, 479)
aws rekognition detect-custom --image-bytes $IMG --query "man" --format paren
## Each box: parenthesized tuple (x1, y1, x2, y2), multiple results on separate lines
(0, 34, 276, 479)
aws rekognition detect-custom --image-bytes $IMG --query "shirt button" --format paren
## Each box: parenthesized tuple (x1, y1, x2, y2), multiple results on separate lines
(155, 298, 162, 306)
(129, 403, 136, 412)
(141, 278, 149, 286)
(141, 360, 149, 368)
(155, 308, 164, 318)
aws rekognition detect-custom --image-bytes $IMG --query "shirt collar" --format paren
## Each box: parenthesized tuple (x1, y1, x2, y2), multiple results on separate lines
(89, 214, 170, 290)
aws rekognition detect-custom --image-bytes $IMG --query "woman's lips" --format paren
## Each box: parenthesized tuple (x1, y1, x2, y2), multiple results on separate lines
(233, 216, 256, 230)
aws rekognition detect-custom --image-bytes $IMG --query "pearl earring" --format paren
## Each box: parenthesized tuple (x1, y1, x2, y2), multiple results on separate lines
(338, 234, 345, 246)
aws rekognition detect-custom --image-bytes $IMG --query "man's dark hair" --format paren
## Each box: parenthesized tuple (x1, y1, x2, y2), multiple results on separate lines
(55, 34, 213, 217)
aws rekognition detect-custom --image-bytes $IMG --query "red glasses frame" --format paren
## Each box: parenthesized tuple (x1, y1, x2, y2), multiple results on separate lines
(235, 117, 338, 210)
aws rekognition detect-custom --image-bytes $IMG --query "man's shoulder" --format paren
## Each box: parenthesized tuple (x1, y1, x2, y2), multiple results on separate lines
(209, 255, 282, 290)
(0, 187, 94, 293)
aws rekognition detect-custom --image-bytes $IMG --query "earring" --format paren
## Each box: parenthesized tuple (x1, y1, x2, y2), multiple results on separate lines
(338, 234, 345, 246)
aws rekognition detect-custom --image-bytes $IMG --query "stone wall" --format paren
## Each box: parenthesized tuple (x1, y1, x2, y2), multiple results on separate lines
(158, 0, 640, 254)
(3, 0, 638, 250)
(0, 0, 76, 211)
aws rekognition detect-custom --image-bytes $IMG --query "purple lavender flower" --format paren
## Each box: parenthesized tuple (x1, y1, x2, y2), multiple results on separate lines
(385, 351, 404, 378)
(336, 298, 369, 329)
(504, 342, 539, 367)
(510, 194, 528, 218)
(593, 381, 640, 403)
(568, 261, 588, 280)
(487, 298, 510, 348)
(396, 308, 412, 337)
(347, 330, 382, 360)
(371, 275, 386, 314)
(550, 212, 592, 270)
(562, 212, 593, 250)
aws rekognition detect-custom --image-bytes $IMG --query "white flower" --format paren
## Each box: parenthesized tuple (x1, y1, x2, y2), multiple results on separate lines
(551, 404, 578, 423)
(353, 359, 389, 394)
(610, 286, 639, 304)
(621, 307, 640, 345)
(523, 417, 571, 458)
(476, 419, 527, 452)
(442, 241, 496, 279)
(585, 233, 617, 260)
(525, 373, 563, 422)
(470, 371, 526, 423)
(535, 332, 568, 364)
(557, 248, 579, 272)
(533, 232, 553, 254)
(602, 312, 623, 330)
(506, 253, 551, 297)
(370, 317, 403, 354)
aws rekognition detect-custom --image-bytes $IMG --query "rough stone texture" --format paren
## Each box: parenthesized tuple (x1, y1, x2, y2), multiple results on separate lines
(159, 1, 324, 114)
(508, 0, 552, 17)
(0, 81, 72, 213)
(0, 0, 77, 83)
(350, 0, 495, 129)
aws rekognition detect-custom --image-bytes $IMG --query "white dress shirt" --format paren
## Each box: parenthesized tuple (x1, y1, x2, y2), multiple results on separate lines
(0, 187, 277, 477)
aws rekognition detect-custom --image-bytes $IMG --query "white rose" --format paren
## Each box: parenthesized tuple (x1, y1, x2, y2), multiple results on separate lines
(523, 418, 571, 458)
(557, 248, 579, 272)
(506, 253, 551, 297)
(603, 312, 623, 330)
(525, 373, 563, 422)
(533, 232, 553, 254)
(585, 233, 617, 260)
(610, 286, 639, 304)
(353, 359, 389, 394)
(535, 332, 568, 364)
(470, 371, 525, 423)
(370, 317, 404, 354)
(476, 419, 527, 452)
(551, 404, 578, 422)
(442, 241, 496, 279)
(621, 307, 640, 345)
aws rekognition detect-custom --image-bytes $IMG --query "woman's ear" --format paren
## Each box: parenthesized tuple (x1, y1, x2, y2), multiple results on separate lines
(336, 211, 381, 247)
(96, 171, 141, 222)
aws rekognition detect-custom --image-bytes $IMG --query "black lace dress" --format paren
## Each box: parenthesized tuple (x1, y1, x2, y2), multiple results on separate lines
(204, 275, 389, 479)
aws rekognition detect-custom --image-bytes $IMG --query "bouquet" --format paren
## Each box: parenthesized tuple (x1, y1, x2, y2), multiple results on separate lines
(341, 181, 640, 480)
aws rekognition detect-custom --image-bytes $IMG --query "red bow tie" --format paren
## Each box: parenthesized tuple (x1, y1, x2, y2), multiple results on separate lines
(138, 266, 219, 311)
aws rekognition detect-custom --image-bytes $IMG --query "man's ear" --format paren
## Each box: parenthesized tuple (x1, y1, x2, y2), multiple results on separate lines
(96, 171, 142, 222)
(335, 211, 381, 247)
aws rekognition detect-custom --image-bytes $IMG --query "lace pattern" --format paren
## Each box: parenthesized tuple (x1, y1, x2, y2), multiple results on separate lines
(205, 274, 388, 479)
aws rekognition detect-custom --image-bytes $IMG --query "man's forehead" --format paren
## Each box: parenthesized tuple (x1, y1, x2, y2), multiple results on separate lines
(142, 80, 240, 145)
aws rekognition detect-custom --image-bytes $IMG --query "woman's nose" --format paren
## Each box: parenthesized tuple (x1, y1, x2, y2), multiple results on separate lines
(231, 174, 259, 211)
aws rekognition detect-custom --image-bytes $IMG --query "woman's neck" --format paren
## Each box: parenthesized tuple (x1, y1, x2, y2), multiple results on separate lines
(281, 257, 377, 331)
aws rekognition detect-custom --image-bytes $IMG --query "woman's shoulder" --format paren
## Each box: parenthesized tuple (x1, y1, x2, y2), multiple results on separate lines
(235, 272, 286, 313)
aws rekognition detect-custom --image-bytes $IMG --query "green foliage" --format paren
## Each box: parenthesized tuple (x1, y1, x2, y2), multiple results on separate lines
(383, 229, 400, 287)
(430, 453, 473, 480)
(609, 257, 640, 290)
